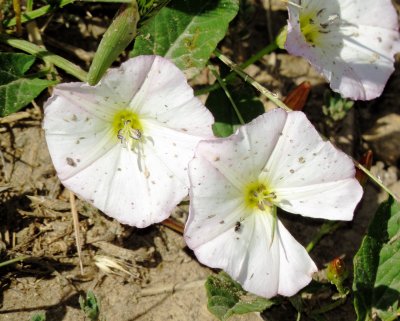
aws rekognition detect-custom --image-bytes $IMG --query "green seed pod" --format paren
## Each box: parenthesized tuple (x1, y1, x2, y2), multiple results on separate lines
(326, 257, 349, 295)
(275, 26, 288, 50)
(87, 1, 140, 86)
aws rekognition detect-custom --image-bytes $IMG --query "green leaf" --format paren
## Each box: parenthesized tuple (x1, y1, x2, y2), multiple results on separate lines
(30, 313, 46, 321)
(131, 0, 239, 78)
(205, 81, 264, 137)
(0, 52, 56, 116)
(79, 290, 100, 320)
(206, 272, 275, 321)
(353, 197, 400, 321)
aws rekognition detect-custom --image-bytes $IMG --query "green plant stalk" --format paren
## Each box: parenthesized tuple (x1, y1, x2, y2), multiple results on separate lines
(26, 0, 33, 11)
(214, 49, 292, 112)
(80, 0, 132, 2)
(195, 42, 278, 96)
(12, 0, 22, 35)
(0, 35, 87, 81)
(3, 0, 74, 27)
(241, 42, 278, 70)
(87, 1, 140, 85)
(0, 255, 29, 268)
(306, 221, 341, 253)
(310, 297, 347, 315)
(354, 161, 399, 202)
(3, 0, 133, 27)
(208, 64, 245, 125)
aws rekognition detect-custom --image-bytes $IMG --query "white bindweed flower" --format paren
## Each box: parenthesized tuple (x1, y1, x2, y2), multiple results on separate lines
(43, 55, 214, 227)
(285, 0, 400, 100)
(184, 108, 363, 298)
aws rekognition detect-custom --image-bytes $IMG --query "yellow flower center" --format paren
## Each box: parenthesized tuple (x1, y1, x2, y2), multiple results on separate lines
(244, 181, 276, 212)
(112, 109, 143, 148)
(299, 8, 339, 47)
(300, 12, 321, 45)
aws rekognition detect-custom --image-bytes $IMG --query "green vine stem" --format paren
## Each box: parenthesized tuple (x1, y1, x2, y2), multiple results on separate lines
(215, 50, 400, 202)
(0, 35, 88, 81)
(0, 255, 29, 268)
(214, 49, 292, 112)
(3, 0, 132, 27)
(3, 0, 74, 27)
(208, 64, 245, 125)
(306, 221, 341, 253)
(354, 160, 399, 201)
(310, 297, 347, 316)
(196, 42, 278, 96)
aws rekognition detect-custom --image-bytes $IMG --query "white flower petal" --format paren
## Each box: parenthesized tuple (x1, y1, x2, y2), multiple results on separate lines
(261, 111, 362, 220)
(63, 145, 189, 228)
(330, 26, 399, 100)
(185, 154, 247, 249)
(190, 109, 288, 189)
(275, 219, 318, 296)
(275, 179, 362, 220)
(339, 0, 398, 27)
(43, 95, 115, 181)
(186, 207, 316, 297)
(128, 56, 206, 119)
(185, 110, 363, 298)
(285, 0, 400, 100)
(44, 56, 214, 227)
(100, 55, 155, 103)
(53, 83, 123, 120)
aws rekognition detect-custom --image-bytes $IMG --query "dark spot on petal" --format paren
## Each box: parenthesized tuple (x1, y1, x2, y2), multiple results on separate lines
(66, 157, 77, 167)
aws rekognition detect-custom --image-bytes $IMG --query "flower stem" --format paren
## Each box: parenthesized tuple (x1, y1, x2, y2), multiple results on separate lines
(354, 161, 399, 202)
(3, 0, 132, 28)
(12, 0, 22, 36)
(241, 42, 278, 69)
(0, 35, 88, 81)
(195, 42, 278, 96)
(214, 49, 292, 112)
(3, 0, 75, 27)
(208, 64, 245, 125)
(306, 221, 341, 253)
(310, 297, 347, 315)
(0, 255, 30, 268)
(162, 218, 184, 234)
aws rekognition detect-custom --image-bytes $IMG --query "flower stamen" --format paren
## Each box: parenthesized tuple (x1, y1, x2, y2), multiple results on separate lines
(244, 181, 276, 212)
(112, 109, 143, 149)
(299, 8, 340, 45)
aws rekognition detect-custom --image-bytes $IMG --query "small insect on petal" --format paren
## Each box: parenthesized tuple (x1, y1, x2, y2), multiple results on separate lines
(234, 221, 241, 232)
